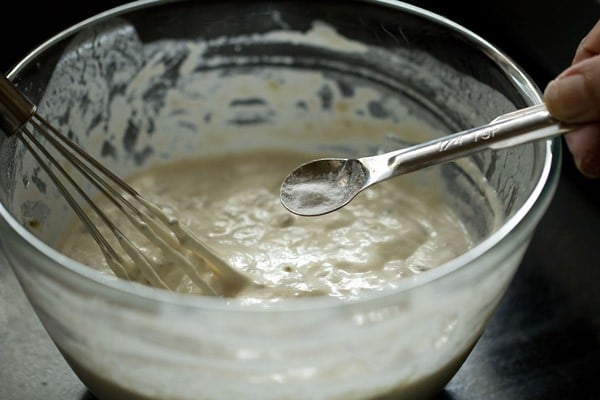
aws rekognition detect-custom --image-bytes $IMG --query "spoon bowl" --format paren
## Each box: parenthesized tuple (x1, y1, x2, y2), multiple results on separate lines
(280, 158, 368, 216)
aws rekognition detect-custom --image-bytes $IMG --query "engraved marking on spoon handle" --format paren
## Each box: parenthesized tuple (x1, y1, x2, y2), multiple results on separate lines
(385, 104, 573, 177)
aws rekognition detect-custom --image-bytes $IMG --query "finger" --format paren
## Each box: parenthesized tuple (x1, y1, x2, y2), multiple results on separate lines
(564, 123, 600, 178)
(573, 19, 600, 64)
(543, 54, 600, 122)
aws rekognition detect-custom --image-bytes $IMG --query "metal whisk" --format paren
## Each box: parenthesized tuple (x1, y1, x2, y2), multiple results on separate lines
(0, 74, 248, 296)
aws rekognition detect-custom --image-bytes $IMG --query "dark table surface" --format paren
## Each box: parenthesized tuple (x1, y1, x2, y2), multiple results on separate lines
(1, 1, 599, 399)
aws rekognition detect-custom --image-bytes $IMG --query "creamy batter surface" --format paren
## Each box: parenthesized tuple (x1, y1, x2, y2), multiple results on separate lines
(60, 149, 473, 302)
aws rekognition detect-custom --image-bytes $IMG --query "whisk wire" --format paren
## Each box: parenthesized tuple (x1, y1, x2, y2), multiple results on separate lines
(17, 124, 132, 280)
(1, 75, 248, 296)
(22, 121, 173, 288)
(41, 116, 229, 293)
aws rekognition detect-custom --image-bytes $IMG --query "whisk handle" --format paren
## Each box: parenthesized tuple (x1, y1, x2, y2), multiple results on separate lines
(0, 75, 35, 136)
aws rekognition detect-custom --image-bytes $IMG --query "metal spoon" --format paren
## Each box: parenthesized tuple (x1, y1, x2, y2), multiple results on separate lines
(280, 104, 573, 216)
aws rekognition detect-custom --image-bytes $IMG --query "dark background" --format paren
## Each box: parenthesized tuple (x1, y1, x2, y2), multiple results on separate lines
(1, 1, 599, 399)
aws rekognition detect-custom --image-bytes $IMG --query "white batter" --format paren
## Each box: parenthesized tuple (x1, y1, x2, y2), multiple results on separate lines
(60, 149, 473, 302)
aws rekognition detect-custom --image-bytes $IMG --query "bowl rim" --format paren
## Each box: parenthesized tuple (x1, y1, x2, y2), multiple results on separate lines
(0, 0, 562, 312)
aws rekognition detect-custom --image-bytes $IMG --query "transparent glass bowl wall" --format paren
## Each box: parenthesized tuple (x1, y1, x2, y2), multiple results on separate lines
(0, 1, 560, 399)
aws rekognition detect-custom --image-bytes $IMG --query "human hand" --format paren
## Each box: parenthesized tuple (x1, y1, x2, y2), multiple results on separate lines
(544, 19, 600, 178)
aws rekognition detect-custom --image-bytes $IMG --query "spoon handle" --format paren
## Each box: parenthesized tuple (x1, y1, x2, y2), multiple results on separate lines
(362, 104, 572, 183)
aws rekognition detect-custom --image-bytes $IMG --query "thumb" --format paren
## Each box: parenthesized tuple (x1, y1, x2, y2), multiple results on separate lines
(543, 54, 600, 123)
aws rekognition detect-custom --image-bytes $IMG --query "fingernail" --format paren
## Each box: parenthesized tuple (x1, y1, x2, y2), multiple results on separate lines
(544, 74, 589, 121)
(576, 153, 600, 179)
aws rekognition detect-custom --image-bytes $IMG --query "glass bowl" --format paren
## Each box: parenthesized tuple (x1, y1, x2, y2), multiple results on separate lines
(0, 1, 560, 399)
